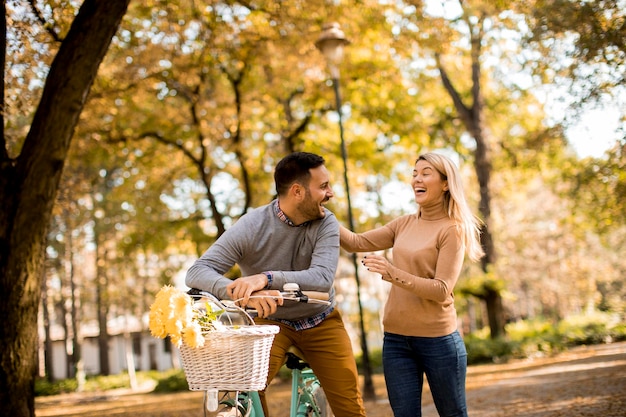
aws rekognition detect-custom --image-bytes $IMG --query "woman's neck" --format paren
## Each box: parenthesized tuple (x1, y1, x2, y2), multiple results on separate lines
(419, 202, 448, 220)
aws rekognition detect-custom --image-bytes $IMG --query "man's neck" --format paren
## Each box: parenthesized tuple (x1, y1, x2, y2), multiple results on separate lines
(276, 199, 306, 226)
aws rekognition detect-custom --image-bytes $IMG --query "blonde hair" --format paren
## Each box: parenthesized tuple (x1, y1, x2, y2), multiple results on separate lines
(417, 152, 485, 262)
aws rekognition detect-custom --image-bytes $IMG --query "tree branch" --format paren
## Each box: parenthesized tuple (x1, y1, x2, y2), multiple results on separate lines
(435, 53, 472, 126)
(27, 0, 63, 42)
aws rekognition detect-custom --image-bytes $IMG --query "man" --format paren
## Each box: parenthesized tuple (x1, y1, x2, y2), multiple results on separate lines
(186, 152, 366, 417)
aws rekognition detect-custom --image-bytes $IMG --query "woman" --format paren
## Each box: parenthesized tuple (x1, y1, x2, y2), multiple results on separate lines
(340, 152, 484, 417)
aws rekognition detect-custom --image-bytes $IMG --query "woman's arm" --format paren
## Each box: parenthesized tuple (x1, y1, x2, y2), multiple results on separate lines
(363, 225, 464, 303)
(339, 223, 396, 253)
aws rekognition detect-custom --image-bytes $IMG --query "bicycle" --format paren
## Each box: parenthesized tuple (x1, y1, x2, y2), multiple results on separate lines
(185, 284, 334, 417)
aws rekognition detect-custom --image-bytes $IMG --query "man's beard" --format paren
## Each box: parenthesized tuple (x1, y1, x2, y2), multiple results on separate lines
(299, 189, 325, 221)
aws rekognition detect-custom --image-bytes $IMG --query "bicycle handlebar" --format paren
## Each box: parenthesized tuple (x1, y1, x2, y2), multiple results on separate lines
(188, 286, 329, 304)
(187, 284, 331, 325)
(285, 290, 330, 302)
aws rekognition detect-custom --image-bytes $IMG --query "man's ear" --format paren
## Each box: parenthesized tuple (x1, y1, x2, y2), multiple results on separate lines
(290, 183, 305, 201)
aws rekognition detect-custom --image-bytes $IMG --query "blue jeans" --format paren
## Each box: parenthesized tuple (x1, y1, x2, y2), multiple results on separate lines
(382, 331, 468, 417)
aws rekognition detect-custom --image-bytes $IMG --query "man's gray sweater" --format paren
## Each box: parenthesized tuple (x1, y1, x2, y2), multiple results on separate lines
(186, 200, 339, 321)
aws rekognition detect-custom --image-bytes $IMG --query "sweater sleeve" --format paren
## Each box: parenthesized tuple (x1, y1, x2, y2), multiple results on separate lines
(382, 224, 465, 303)
(340, 220, 398, 253)
(185, 215, 253, 300)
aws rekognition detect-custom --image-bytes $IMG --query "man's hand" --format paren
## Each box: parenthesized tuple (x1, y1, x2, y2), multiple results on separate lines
(226, 273, 267, 305)
(245, 290, 284, 318)
(226, 275, 285, 317)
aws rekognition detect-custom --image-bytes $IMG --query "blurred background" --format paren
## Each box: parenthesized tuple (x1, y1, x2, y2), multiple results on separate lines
(6, 0, 624, 394)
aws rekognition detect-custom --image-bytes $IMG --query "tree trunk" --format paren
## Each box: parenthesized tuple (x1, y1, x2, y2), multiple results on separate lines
(41, 274, 54, 381)
(435, 14, 505, 338)
(96, 240, 111, 376)
(97, 281, 111, 375)
(0, 1, 130, 415)
(69, 237, 83, 388)
(485, 288, 504, 339)
(60, 294, 71, 378)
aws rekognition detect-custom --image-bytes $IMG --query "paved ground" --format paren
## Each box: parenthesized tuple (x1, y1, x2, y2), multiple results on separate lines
(36, 341, 626, 417)
(458, 342, 626, 417)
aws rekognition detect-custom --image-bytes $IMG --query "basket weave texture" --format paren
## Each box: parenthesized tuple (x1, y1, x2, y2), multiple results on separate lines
(180, 325, 280, 391)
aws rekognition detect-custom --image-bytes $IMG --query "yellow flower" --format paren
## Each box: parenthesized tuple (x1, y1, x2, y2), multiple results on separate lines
(173, 292, 193, 323)
(183, 321, 206, 348)
(148, 285, 223, 348)
(170, 332, 182, 348)
(148, 307, 167, 339)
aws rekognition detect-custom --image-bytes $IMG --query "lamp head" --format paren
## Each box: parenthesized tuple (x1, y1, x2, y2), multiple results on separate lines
(315, 22, 350, 71)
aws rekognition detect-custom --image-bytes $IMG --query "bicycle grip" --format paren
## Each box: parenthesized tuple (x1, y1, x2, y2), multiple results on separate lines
(301, 291, 330, 301)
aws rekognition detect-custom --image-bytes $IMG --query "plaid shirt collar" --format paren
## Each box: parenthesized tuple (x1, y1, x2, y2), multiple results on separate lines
(273, 199, 310, 227)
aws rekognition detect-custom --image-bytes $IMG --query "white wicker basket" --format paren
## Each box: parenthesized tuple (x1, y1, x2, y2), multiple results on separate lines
(179, 325, 280, 391)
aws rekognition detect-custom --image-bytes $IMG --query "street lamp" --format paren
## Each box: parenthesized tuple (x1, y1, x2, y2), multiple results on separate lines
(315, 22, 376, 400)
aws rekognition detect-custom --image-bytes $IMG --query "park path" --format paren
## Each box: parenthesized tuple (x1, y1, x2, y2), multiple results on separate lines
(432, 341, 626, 417)
(362, 341, 626, 417)
(36, 341, 626, 417)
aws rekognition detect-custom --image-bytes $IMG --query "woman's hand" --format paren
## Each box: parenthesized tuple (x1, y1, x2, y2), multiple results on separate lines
(362, 254, 392, 280)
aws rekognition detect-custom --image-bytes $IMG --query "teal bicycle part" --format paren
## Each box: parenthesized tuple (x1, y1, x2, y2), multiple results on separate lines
(208, 349, 332, 417)
(187, 286, 333, 417)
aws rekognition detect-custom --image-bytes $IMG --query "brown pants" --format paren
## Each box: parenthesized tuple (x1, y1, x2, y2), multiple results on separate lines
(255, 309, 366, 417)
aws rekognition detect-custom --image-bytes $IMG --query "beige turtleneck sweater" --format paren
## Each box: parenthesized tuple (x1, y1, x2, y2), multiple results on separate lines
(340, 204, 465, 337)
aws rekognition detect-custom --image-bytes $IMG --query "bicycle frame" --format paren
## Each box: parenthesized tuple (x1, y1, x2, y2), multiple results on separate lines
(209, 355, 328, 417)
(288, 354, 328, 417)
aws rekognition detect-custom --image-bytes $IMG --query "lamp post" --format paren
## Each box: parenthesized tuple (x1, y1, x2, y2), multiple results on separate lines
(315, 22, 376, 400)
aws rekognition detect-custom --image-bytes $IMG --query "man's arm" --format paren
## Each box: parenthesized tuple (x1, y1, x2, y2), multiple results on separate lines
(185, 220, 250, 300)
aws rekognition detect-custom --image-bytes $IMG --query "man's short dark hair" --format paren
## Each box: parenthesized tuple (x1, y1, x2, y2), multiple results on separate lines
(274, 152, 325, 196)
